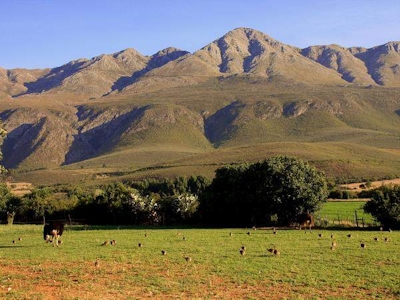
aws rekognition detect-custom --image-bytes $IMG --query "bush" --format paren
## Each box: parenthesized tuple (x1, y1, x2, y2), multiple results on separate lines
(364, 185, 400, 229)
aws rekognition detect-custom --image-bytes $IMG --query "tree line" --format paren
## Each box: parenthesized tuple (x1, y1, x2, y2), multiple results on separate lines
(0, 156, 399, 228)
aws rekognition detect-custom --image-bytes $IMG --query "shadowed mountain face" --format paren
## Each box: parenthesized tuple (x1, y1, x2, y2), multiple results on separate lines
(0, 27, 400, 173)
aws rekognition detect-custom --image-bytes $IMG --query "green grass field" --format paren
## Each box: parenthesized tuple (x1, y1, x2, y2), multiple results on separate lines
(318, 200, 376, 227)
(0, 225, 398, 299)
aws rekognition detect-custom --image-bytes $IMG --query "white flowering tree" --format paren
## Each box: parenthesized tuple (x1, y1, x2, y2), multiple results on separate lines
(175, 193, 199, 220)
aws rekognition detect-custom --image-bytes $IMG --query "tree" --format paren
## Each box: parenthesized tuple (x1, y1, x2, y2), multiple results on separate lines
(199, 164, 249, 226)
(364, 185, 400, 229)
(199, 156, 328, 226)
(255, 156, 328, 225)
(0, 183, 21, 224)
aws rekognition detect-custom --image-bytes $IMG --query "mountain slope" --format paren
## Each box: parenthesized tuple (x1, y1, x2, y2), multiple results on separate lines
(0, 28, 400, 184)
(193, 28, 346, 85)
(350, 42, 400, 87)
(301, 44, 376, 85)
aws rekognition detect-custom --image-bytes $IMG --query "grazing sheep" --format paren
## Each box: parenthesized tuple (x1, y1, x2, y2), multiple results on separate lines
(185, 256, 192, 262)
(101, 241, 109, 246)
(110, 240, 116, 245)
(161, 250, 167, 255)
(318, 233, 323, 238)
(138, 242, 142, 248)
(330, 234, 334, 239)
(95, 258, 100, 267)
(347, 234, 352, 238)
(373, 237, 379, 241)
(247, 231, 251, 236)
(229, 232, 233, 236)
(273, 249, 280, 256)
(384, 237, 389, 242)
(239, 248, 245, 255)
(360, 242, 366, 249)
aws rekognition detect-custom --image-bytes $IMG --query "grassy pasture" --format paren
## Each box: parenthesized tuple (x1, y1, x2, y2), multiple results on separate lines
(318, 201, 376, 227)
(0, 225, 398, 299)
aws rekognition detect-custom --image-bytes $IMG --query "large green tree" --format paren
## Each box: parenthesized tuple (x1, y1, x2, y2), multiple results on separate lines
(199, 156, 328, 226)
(253, 156, 328, 225)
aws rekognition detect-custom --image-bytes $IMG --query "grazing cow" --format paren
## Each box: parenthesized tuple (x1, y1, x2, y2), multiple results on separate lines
(43, 222, 64, 246)
(294, 213, 314, 232)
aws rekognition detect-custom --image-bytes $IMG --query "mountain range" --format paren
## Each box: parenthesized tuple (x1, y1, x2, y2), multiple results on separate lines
(0, 28, 399, 185)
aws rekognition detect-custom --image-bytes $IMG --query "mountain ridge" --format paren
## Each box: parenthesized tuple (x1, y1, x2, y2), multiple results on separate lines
(2, 27, 400, 99)
(0, 27, 400, 184)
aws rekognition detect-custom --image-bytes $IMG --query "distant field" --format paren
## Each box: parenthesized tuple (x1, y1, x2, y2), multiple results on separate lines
(341, 178, 400, 192)
(0, 225, 398, 299)
(318, 200, 375, 227)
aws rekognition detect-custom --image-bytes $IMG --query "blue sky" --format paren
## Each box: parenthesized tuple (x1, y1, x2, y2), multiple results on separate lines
(1, 0, 399, 69)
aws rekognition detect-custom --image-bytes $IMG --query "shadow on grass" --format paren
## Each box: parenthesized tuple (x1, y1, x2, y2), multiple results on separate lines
(64, 224, 387, 232)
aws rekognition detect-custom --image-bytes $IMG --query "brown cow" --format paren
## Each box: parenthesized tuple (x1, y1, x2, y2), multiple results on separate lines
(295, 213, 314, 232)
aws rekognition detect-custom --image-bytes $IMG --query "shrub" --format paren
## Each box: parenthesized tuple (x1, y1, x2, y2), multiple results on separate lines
(364, 185, 400, 229)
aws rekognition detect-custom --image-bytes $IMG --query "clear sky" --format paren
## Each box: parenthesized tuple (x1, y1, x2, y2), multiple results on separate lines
(1, 0, 399, 69)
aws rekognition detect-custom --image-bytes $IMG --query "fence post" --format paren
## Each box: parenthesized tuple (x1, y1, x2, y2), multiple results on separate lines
(355, 210, 359, 228)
